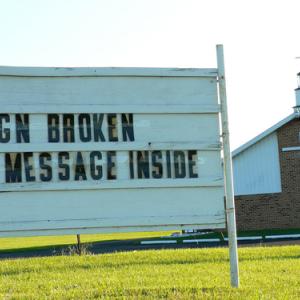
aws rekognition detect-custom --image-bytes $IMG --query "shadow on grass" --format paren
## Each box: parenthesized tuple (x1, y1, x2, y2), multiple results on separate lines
(0, 233, 219, 256)
(0, 237, 145, 252)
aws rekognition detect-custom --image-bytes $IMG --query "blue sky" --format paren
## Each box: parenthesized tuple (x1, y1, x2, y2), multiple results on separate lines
(1, 0, 300, 149)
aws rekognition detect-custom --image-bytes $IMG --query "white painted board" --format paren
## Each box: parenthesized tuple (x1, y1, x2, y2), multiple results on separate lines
(0, 67, 225, 237)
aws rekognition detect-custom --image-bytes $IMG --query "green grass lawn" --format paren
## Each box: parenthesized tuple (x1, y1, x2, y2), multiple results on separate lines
(0, 245, 299, 299)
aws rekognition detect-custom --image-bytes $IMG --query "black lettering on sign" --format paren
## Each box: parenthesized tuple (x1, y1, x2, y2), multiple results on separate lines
(188, 150, 198, 178)
(16, 114, 30, 143)
(63, 114, 75, 143)
(58, 152, 70, 180)
(0, 114, 10, 143)
(48, 114, 60, 143)
(5, 153, 22, 183)
(24, 152, 35, 182)
(137, 151, 149, 179)
(166, 150, 172, 178)
(122, 114, 134, 141)
(151, 151, 163, 179)
(107, 114, 118, 142)
(93, 114, 105, 142)
(107, 151, 116, 180)
(90, 151, 102, 180)
(79, 114, 92, 142)
(39, 152, 52, 182)
(129, 151, 134, 179)
(74, 152, 87, 181)
(174, 151, 186, 178)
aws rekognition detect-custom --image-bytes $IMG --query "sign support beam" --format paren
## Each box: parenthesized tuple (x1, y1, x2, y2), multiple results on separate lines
(216, 44, 240, 288)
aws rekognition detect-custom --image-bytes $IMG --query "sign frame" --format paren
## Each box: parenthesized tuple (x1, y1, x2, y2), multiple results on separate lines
(0, 45, 239, 287)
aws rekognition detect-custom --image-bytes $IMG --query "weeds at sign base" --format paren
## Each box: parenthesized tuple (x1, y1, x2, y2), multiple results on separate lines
(60, 243, 92, 256)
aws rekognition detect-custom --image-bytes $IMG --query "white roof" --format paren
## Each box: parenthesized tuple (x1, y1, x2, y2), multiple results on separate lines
(232, 113, 296, 157)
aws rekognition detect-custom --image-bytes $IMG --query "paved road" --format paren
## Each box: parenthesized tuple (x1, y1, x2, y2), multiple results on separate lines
(1, 238, 300, 260)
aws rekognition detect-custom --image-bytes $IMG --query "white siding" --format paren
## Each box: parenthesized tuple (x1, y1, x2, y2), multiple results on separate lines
(233, 132, 281, 195)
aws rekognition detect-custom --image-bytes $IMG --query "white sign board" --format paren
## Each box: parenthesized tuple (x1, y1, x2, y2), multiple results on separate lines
(0, 66, 226, 237)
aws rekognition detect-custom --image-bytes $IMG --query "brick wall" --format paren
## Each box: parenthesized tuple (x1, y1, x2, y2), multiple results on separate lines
(235, 118, 300, 230)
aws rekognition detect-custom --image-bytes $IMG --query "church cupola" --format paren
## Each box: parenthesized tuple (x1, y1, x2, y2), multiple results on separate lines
(294, 72, 300, 116)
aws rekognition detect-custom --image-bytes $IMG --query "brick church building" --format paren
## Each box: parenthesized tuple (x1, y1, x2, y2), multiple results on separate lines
(232, 75, 300, 231)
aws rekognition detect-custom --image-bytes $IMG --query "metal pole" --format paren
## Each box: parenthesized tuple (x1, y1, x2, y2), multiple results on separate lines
(216, 44, 239, 287)
(77, 234, 82, 256)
